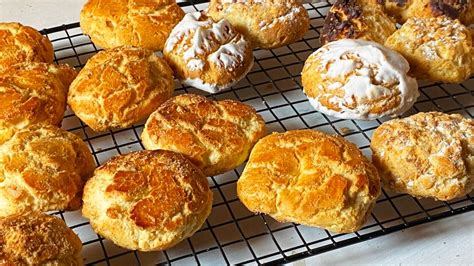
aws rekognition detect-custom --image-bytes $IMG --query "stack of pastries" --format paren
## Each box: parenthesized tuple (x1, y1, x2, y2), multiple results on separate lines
(0, 0, 473, 263)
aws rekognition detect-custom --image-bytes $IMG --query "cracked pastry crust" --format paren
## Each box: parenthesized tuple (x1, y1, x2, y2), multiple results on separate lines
(163, 12, 254, 94)
(237, 130, 381, 233)
(82, 150, 213, 251)
(371, 112, 474, 201)
(0, 125, 95, 217)
(385, 16, 472, 83)
(68, 46, 175, 132)
(141, 94, 266, 177)
(207, 0, 310, 49)
(0, 22, 54, 72)
(0, 211, 82, 266)
(320, 0, 396, 45)
(302, 39, 419, 120)
(381, 0, 473, 25)
(0, 62, 77, 144)
(80, 0, 185, 51)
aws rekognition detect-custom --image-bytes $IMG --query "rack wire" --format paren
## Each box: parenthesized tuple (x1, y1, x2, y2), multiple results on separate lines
(38, 1, 474, 265)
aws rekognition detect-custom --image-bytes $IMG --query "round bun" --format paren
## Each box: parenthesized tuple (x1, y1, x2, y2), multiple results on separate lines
(82, 150, 213, 251)
(163, 12, 254, 94)
(321, 0, 396, 45)
(68, 46, 175, 132)
(381, 0, 473, 25)
(302, 39, 419, 120)
(385, 16, 472, 84)
(0, 23, 54, 72)
(371, 112, 474, 201)
(207, 0, 310, 49)
(141, 94, 266, 176)
(0, 125, 95, 217)
(237, 130, 381, 233)
(0, 211, 82, 265)
(0, 62, 77, 144)
(80, 0, 184, 51)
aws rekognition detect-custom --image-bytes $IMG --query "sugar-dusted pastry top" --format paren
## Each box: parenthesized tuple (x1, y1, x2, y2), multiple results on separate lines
(237, 129, 381, 233)
(68, 46, 175, 132)
(141, 94, 266, 176)
(0, 22, 54, 72)
(82, 150, 213, 251)
(0, 211, 82, 266)
(0, 125, 95, 217)
(371, 112, 474, 201)
(207, 0, 310, 49)
(0, 62, 77, 144)
(302, 39, 419, 120)
(80, 0, 185, 51)
(164, 12, 253, 93)
(385, 16, 472, 83)
(321, 0, 396, 45)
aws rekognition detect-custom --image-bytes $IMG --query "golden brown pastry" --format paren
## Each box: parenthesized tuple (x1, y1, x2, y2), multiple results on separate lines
(141, 94, 266, 176)
(0, 22, 54, 72)
(237, 130, 381, 233)
(80, 0, 185, 51)
(302, 39, 419, 120)
(207, 0, 310, 49)
(385, 16, 472, 83)
(68, 46, 174, 132)
(0, 125, 95, 217)
(0, 211, 82, 266)
(381, 0, 473, 25)
(371, 112, 474, 201)
(82, 150, 212, 251)
(163, 12, 254, 93)
(320, 0, 397, 45)
(0, 62, 77, 144)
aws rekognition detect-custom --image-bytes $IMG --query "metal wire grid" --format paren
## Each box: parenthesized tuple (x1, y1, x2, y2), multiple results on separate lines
(37, 1, 474, 265)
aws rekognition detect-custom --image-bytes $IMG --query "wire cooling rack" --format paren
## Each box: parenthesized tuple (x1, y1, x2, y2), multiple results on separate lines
(38, 1, 474, 265)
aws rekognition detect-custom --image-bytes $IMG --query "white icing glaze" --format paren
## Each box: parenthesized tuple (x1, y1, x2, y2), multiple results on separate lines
(305, 39, 419, 120)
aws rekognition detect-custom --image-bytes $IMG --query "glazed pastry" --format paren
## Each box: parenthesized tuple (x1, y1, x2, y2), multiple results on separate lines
(0, 22, 54, 72)
(381, 0, 473, 25)
(208, 0, 310, 49)
(80, 0, 185, 51)
(302, 39, 419, 120)
(141, 94, 266, 176)
(371, 112, 473, 201)
(0, 125, 95, 217)
(68, 46, 174, 132)
(237, 130, 381, 233)
(320, 0, 396, 45)
(0, 211, 82, 265)
(82, 150, 213, 251)
(385, 16, 472, 83)
(163, 12, 253, 93)
(0, 62, 77, 144)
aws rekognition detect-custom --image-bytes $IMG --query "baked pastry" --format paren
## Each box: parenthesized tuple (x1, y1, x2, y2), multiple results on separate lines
(0, 125, 95, 217)
(207, 0, 310, 49)
(68, 46, 174, 132)
(302, 39, 419, 120)
(371, 112, 474, 201)
(0, 22, 54, 72)
(141, 94, 266, 176)
(0, 211, 82, 265)
(163, 12, 254, 93)
(385, 16, 472, 83)
(0, 62, 77, 144)
(80, 0, 184, 51)
(320, 0, 396, 45)
(237, 130, 381, 233)
(82, 150, 212, 251)
(381, 0, 473, 25)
